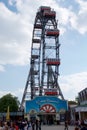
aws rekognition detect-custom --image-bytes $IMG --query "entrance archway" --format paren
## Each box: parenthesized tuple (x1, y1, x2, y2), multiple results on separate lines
(39, 104, 56, 125)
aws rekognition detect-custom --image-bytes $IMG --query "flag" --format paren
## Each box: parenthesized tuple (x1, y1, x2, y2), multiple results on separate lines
(6, 106, 10, 121)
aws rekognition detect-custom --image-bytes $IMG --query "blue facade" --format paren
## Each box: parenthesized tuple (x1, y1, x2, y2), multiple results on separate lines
(25, 96, 68, 113)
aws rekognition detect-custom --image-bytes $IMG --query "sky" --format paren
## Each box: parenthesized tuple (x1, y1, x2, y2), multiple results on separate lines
(0, 0, 87, 102)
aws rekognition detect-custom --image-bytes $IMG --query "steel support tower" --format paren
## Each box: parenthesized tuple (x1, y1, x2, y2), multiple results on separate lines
(20, 6, 64, 109)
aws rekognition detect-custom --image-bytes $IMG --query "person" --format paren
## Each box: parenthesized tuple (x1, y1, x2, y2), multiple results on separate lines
(3, 122, 9, 130)
(31, 119, 35, 130)
(38, 120, 41, 130)
(78, 119, 81, 128)
(36, 119, 39, 130)
(0, 121, 3, 130)
(80, 122, 87, 130)
(64, 121, 68, 130)
(27, 121, 32, 130)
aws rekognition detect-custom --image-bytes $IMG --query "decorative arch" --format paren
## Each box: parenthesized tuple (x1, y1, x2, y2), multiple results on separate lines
(40, 104, 56, 113)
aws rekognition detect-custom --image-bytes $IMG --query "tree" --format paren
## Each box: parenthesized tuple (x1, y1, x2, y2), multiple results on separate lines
(0, 93, 20, 112)
(68, 100, 78, 105)
(75, 96, 80, 105)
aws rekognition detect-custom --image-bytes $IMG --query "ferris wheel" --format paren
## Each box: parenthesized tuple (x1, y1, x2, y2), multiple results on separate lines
(21, 6, 64, 109)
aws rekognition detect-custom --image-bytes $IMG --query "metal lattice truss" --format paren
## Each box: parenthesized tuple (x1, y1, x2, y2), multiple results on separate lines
(20, 6, 64, 109)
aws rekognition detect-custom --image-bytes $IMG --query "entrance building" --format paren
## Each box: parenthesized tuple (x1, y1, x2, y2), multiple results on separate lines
(25, 96, 68, 124)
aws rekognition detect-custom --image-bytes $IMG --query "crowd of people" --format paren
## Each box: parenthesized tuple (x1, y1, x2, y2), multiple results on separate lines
(0, 118, 41, 130)
(0, 118, 87, 130)
(64, 119, 87, 130)
(74, 119, 87, 130)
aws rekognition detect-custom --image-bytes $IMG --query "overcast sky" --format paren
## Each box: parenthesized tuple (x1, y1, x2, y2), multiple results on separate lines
(0, 0, 87, 102)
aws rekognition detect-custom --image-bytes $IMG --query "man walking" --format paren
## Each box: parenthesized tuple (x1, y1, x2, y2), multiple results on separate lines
(64, 121, 68, 130)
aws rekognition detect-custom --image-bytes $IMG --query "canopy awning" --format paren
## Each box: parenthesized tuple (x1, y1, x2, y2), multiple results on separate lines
(75, 106, 87, 112)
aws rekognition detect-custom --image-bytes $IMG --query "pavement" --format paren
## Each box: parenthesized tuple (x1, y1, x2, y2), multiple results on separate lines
(41, 125, 75, 130)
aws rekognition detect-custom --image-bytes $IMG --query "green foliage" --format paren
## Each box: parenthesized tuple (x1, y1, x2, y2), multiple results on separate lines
(0, 93, 20, 112)
(75, 96, 79, 104)
(68, 100, 78, 105)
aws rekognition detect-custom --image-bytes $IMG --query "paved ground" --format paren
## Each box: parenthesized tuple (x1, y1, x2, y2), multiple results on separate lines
(41, 125, 75, 130)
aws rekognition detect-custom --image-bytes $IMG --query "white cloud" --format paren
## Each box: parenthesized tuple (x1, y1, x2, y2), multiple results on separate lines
(0, 72, 87, 101)
(59, 72, 87, 100)
(0, 0, 87, 77)
(12, 88, 24, 101)
(70, 0, 87, 34)
(0, 91, 7, 98)
(0, 0, 87, 71)
(0, 2, 32, 67)
(8, 0, 16, 6)
(0, 65, 5, 72)
(0, 88, 23, 102)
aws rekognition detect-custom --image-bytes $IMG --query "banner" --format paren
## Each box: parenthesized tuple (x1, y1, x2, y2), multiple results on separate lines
(6, 106, 10, 121)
